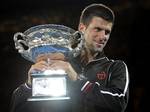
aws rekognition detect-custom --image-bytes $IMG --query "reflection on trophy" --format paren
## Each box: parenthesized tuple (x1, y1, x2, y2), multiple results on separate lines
(13, 24, 84, 101)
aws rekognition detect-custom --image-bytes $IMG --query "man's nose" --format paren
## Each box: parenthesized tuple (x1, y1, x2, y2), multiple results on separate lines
(98, 30, 107, 41)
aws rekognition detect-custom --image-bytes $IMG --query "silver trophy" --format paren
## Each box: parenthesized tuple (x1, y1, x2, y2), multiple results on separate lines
(13, 24, 84, 101)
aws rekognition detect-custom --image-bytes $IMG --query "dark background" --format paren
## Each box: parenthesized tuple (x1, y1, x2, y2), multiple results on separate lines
(0, 0, 149, 112)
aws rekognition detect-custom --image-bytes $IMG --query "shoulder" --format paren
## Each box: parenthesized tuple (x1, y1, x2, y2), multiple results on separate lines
(10, 84, 32, 112)
(13, 83, 32, 97)
(109, 59, 127, 67)
(108, 59, 128, 73)
(103, 57, 127, 66)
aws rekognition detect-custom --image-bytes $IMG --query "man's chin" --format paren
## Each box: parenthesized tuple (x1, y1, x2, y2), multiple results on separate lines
(94, 47, 103, 52)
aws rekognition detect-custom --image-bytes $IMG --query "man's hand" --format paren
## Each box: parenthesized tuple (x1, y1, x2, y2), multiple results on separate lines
(48, 60, 78, 81)
(27, 59, 78, 85)
(27, 60, 49, 85)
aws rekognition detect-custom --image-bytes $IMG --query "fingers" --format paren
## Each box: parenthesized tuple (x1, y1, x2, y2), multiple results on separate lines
(49, 61, 78, 81)
(27, 60, 50, 85)
(28, 61, 49, 74)
(36, 53, 66, 62)
(48, 60, 67, 70)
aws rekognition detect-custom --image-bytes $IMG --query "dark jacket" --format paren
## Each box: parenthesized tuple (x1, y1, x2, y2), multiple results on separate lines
(10, 53, 129, 112)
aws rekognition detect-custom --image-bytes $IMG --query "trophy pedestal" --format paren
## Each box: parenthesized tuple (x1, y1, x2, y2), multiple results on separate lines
(28, 71, 70, 101)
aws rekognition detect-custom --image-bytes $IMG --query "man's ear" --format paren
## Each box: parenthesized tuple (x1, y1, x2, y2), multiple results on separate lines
(78, 23, 86, 33)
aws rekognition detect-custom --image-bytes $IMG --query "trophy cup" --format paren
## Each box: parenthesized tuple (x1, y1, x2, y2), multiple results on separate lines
(13, 24, 84, 101)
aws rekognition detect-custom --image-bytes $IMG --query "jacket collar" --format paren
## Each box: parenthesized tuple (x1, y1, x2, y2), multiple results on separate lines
(74, 51, 107, 67)
(94, 51, 106, 60)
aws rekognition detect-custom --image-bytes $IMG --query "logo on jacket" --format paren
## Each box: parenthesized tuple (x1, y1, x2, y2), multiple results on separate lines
(96, 71, 107, 80)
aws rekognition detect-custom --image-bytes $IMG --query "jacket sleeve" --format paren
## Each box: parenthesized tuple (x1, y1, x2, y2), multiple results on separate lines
(77, 60, 129, 112)
(9, 83, 32, 112)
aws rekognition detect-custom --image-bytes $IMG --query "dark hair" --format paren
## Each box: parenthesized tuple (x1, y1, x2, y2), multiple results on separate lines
(79, 4, 115, 26)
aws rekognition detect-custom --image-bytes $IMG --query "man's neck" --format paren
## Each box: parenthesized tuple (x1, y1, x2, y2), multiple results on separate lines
(87, 49, 98, 62)
(81, 48, 98, 63)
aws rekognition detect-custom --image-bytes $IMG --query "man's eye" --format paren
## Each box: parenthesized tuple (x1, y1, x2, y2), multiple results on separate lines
(105, 30, 110, 35)
(94, 28, 102, 32)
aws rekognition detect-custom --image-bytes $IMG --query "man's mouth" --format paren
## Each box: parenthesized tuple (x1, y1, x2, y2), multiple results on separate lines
(95, 42, 104, 48)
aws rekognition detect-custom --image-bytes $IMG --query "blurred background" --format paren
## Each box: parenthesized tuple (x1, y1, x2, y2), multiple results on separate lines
(0, 0, 149, 112)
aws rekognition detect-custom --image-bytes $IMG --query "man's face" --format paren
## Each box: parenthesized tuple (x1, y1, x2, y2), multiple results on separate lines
(79, 17, 113, 53)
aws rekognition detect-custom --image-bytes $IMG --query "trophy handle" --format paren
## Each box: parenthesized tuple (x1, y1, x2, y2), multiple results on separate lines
(71, 31, 84, 57)
(13, 32, 29, 53)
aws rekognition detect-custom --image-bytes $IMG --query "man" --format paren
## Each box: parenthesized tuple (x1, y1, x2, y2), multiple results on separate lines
(10, 3, 129, 112)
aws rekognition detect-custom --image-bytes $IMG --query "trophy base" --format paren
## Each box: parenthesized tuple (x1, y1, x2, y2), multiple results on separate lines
(27, 96, 70, 101)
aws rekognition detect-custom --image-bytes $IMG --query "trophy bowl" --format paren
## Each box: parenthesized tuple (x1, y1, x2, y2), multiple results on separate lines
(14, 24, 84, 63)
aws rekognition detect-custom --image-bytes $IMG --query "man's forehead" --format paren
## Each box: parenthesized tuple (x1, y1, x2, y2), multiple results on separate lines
(89, 17, 113, 29)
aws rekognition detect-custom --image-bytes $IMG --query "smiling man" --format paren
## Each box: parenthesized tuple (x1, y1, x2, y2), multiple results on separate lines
(10, 3, 129, 112)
